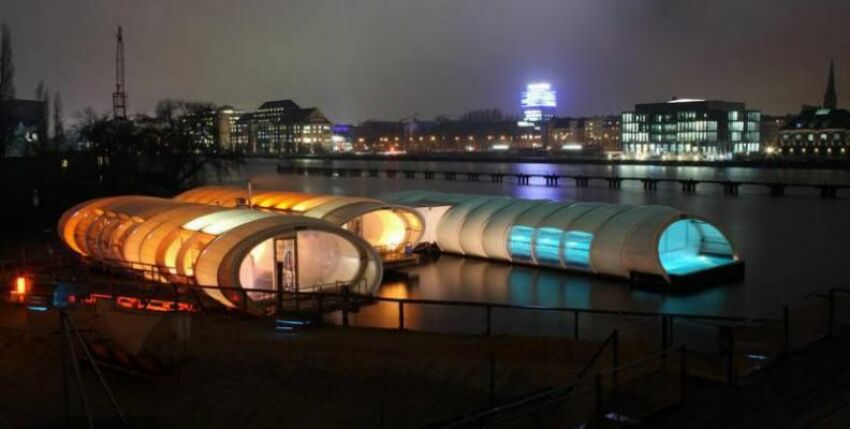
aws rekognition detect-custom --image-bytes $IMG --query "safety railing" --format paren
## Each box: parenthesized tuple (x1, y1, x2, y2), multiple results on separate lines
(591, 346, 686, 427)
(336, 296, 744, 343)
(440, 328, 622, 428)
(674, 290, 835, 385)
(829, 288, 850, 338)
(491, 347, 685, 429)
(10, 268, 850, 426)
(9, 259, 850, 388)
(445, 341, 686, 428)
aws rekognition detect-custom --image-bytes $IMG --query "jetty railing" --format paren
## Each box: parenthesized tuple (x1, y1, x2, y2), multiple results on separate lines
(277, 163, 850, 198)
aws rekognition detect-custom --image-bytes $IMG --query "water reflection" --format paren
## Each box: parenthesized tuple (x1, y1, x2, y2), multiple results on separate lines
(223, 159, 850, 321)
(363, 254, 732, 338)
(381, 254, 730, 315)
(630, 287, 729, 315)
(512, 184, 567, 200)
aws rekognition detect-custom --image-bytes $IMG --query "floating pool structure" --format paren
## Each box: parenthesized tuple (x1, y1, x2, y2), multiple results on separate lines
(58, 188, 742, 294)
(174, 186, 424, 255)
(58, 196, 382, 311)
(384, 191, 742, 284)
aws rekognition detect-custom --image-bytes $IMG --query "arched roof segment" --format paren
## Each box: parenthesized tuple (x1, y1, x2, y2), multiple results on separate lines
(382, 191, 741, 283)
(173, 186, 425, 248)
(58, 196, 382, 310)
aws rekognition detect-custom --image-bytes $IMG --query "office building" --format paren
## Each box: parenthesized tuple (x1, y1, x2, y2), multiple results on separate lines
(239, 100, 332, 155)
(521, 82, 557, 123)
(183, 105, 242, 151)
(621, 99, 761, 160)
(547, 116, 621, 152)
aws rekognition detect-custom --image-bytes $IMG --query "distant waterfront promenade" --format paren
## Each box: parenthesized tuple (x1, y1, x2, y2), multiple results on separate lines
(268, 152, 850, 170)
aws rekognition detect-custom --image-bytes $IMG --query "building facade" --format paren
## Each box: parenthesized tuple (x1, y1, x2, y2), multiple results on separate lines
(779, 62, 850, 157)
(621, 99, 761, 160)
(778, 108, 850, 157)
(240, 100, 332, 155)
(547, 116, 621, 152)
(521, 83, 557, 123)
(182, 105, 242, 151)
(182, 99, 333, 155)
(760, 115, 791, 153)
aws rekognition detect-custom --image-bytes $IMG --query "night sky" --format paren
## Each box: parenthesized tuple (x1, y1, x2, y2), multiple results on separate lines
(1, 0, 848, 122)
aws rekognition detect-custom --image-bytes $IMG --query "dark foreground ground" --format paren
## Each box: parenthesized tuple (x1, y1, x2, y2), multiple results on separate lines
(0, 305, 605, 429)
(3, 302, 850, 428)
(648, 336, 850, 428)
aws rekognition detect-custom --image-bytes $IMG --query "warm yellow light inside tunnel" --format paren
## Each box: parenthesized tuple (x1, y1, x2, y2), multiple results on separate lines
(238, 231, 361, 295)
(343, 209, 412, 251)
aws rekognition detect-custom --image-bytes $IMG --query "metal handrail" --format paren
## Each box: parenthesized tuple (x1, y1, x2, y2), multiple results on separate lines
(439, 329, 620, 428)
(14, 271, 751, 323)
(596, 345, 684, 377)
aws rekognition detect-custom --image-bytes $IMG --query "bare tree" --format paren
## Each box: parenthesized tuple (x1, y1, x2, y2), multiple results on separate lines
(76, 100, 241, 193)
(35, 80, 44, 101)
(34, 80, 50, 154)
(0, 23, 14, 157)
(0, 23, 14, 100)
(53, 91, 64, 150)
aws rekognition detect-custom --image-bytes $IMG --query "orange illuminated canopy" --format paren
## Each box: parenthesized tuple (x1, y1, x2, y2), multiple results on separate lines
(174, 186, 425, 253)
(58, 196, 382, 313)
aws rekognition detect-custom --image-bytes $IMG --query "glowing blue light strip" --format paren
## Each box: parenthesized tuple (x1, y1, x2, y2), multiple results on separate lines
(564, 231, 593, 267)
(508, 226, 534, 260)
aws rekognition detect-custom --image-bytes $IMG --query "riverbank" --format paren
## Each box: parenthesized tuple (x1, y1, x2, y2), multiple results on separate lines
(0, 305, 621, 428)
(265, 153, 850, 170)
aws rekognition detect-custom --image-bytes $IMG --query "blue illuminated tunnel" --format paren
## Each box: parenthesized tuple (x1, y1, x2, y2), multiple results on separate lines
(382, 191, 743, 285)
(658, 219, 735, 276)
(534, 227, 563, 265)
(564, 231, 593, 268)
(509, 225, 534, 261)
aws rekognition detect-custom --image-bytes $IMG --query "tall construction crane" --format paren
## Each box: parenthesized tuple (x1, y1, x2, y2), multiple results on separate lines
(112, 26, 127, 120)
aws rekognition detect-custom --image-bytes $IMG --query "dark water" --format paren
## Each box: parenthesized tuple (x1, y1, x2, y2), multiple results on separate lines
(219, 159, 850, 320)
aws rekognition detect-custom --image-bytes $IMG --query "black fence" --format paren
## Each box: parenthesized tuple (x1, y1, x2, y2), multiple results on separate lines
(6, 256, 850, 427)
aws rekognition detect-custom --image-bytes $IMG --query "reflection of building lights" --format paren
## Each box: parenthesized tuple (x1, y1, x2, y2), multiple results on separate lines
(492, 143, 510, 151)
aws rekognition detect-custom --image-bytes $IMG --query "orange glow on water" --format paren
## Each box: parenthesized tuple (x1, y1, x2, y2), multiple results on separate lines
(378, 281, 410, 299)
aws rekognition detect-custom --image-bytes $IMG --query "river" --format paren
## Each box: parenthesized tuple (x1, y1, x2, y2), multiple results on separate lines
(217, 158, 850, 324)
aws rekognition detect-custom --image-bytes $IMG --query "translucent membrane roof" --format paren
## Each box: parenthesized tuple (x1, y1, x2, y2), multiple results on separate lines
(383, 191, 740, 283)
(58, 196, 382, 311)
(174, 186, 425, 251)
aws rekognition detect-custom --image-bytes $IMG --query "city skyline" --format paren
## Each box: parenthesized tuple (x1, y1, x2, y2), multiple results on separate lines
(0, 0, 848, 123)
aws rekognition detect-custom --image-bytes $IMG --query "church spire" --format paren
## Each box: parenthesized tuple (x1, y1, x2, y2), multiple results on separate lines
(823, 59, 837, 109)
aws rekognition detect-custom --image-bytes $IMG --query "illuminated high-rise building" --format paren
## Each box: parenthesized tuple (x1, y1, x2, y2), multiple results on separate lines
(520, 82, 557, 123)
(621, 99, 761, 160)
